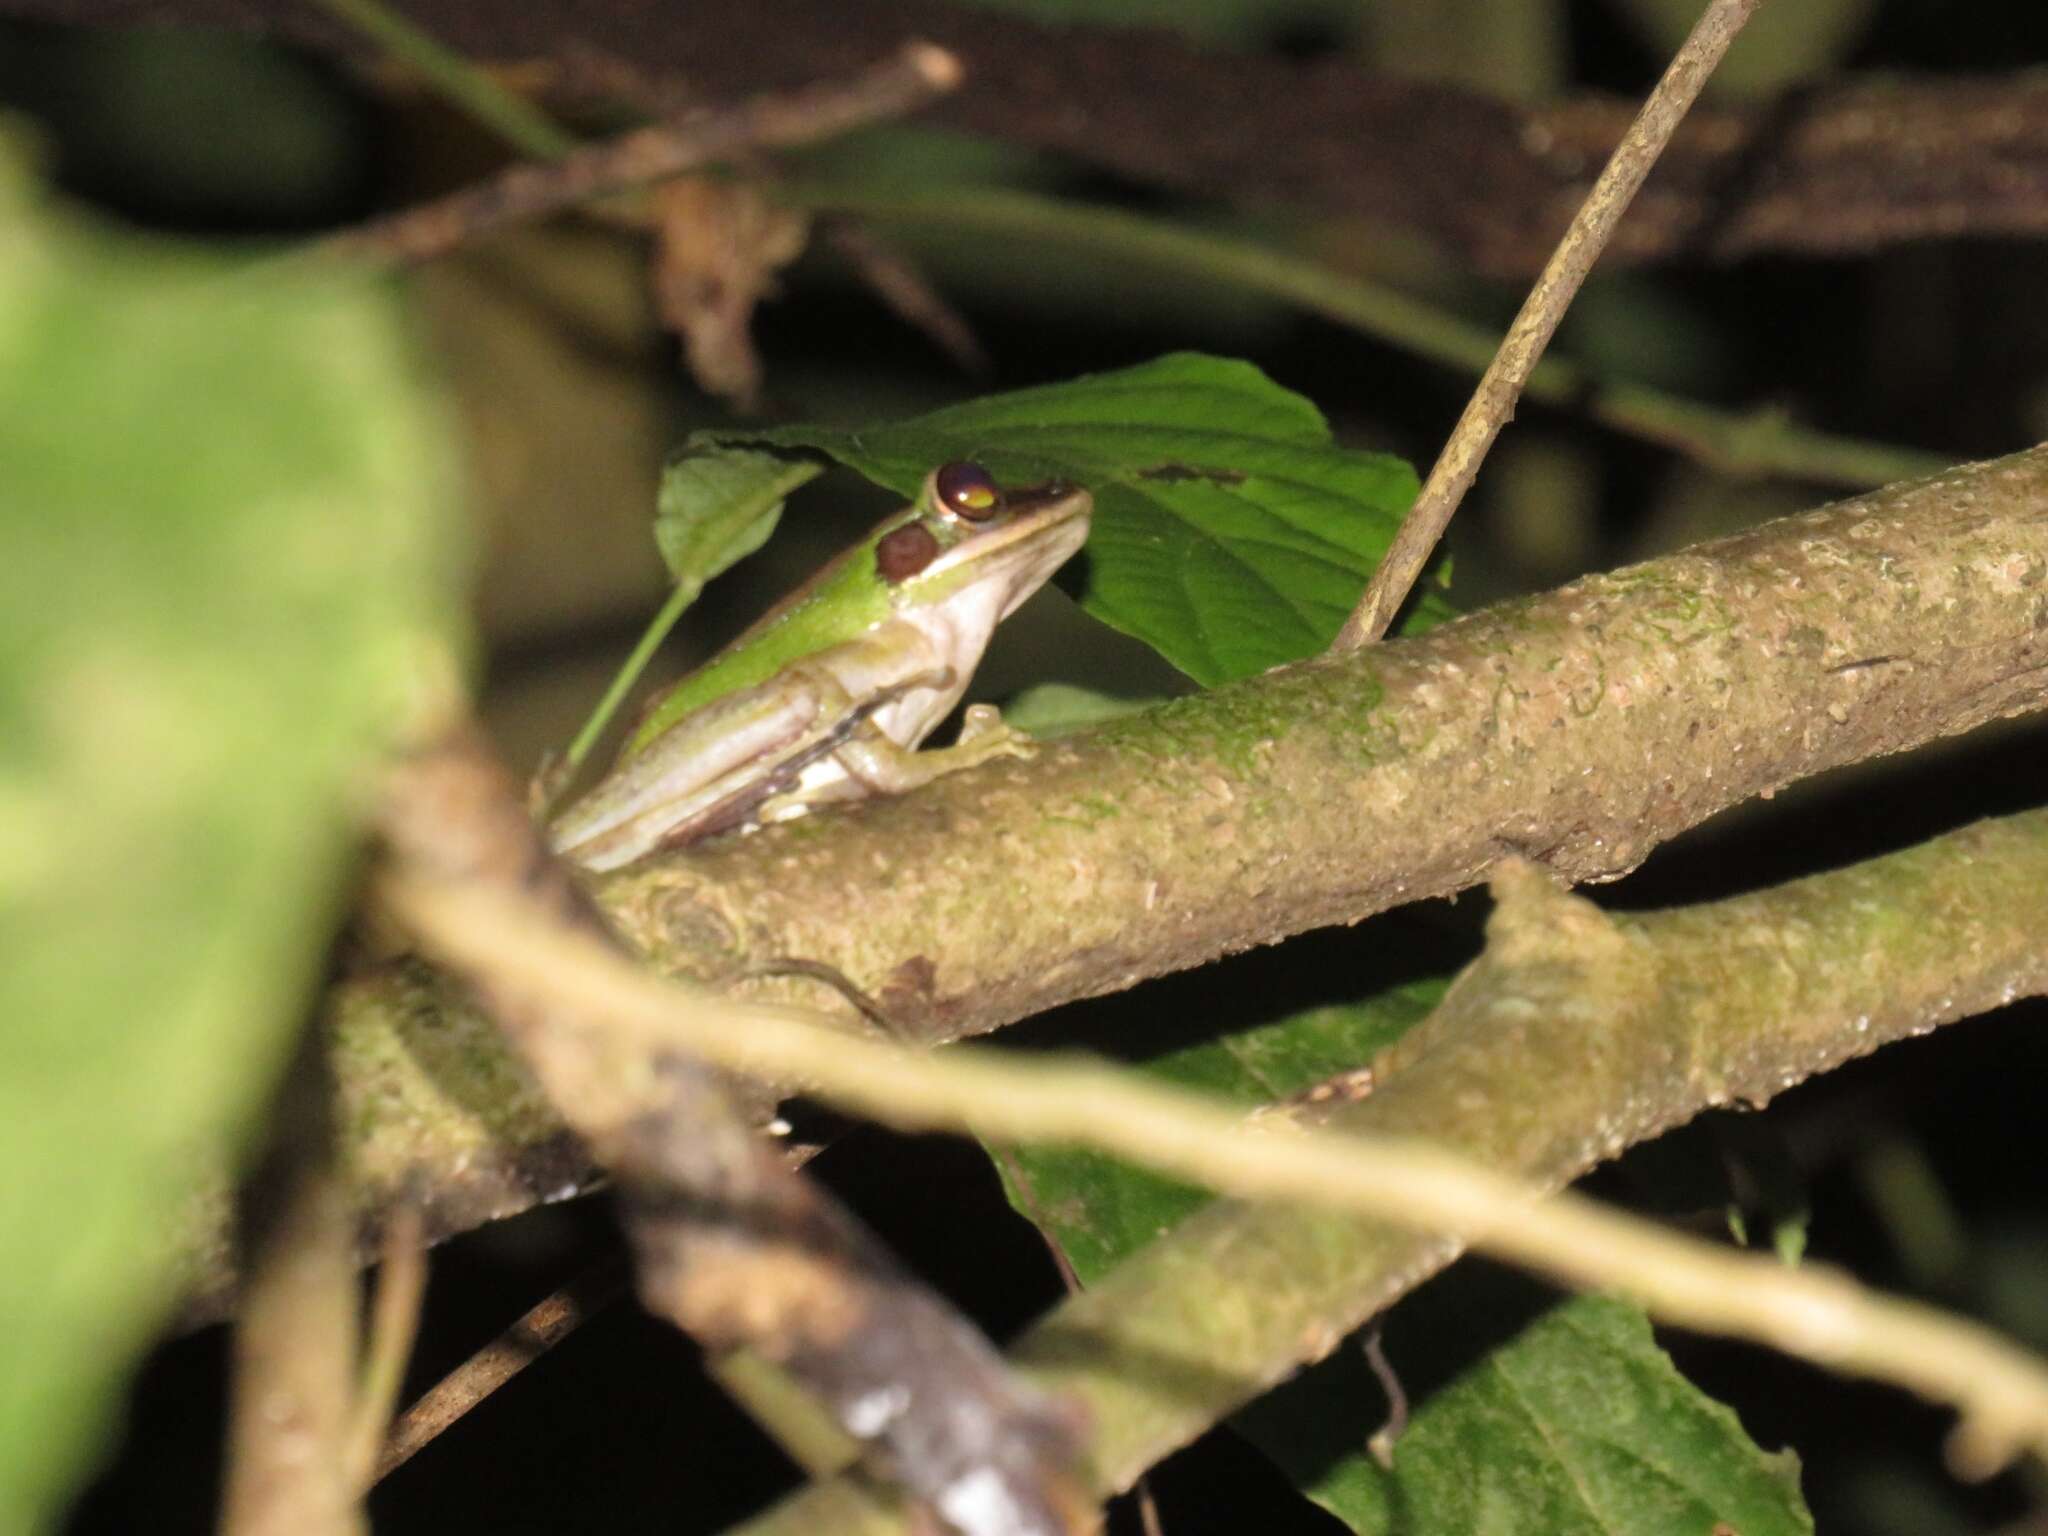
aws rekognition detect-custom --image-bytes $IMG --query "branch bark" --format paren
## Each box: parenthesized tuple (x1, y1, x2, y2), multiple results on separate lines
(17, 0, 2048, 273)
(386, 823, 2048, 1505)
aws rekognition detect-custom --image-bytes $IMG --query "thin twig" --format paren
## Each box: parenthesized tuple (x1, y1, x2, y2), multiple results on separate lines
(347, 1206, 429, 1488)
(379, 858, 2048, 1479)
(317, 41, 962, 268)
(1331, 0, 1765, 651)
(376, 1255, 630, 1482)
(819, 216, 991, 376)
(319, 1, 987, 392)
(220, 1035, 364, 1536)
(1361, 1325, 1407, 1470)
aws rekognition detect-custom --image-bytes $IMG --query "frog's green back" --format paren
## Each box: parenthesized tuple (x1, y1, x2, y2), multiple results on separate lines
(623, 528, 899, 756)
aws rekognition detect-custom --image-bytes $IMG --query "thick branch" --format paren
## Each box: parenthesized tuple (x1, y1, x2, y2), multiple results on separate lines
(18, 0, 2048, 273)
(389, 829, 2048, 1502)
(607, 447, 2048, 1042)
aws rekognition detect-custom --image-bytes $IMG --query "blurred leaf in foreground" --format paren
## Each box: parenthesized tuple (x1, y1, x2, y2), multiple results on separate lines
(0, 147, 465, 1529)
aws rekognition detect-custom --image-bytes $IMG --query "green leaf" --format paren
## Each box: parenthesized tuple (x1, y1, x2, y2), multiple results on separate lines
(994, 954, 1806, 1536)
(0, 154, 464, 1527)
(699, 352, 1437, 685)
(998, 682, 1162, 739)
(652, 447, 819, 592)
(999, 981, 1444, 1285)
(1237, 1295, 1812, 1536)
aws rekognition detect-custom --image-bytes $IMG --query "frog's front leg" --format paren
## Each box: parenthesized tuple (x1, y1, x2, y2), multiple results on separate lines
(752, 697, 1038, 826)
(831, 702, 1038, 795)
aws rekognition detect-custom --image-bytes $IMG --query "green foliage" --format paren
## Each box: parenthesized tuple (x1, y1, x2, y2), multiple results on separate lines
(997, 963, 1813, 1534)
(1000, 982, 1443, 1285)
(0, 156, 464, 1528)
(998, 682, 1162, 739)
(691, 352, 1441, 685)
(652, 447, 815, 593)
(1239, 1295, 1812, 1536)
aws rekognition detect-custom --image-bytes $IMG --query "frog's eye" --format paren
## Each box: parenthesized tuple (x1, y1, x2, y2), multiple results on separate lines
(935, 460, 1004, 522)
(876, 522, 941, 582)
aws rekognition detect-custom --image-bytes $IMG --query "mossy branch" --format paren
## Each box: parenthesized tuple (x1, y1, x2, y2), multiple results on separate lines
(605, 445, 2048, 1043)
(258, 444, 2048, 1295)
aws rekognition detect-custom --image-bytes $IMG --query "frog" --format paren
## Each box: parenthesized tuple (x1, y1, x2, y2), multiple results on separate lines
(549, 460, 1092, 872)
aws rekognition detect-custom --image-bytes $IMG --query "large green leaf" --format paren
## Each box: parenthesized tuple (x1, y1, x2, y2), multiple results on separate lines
(0, 155, 464, 1528)
(997, 682, 1162, 740)
(698, 352, 1437, 685)
(1238, 1294, 1811, 1536)
(997, 967, 1810, 1536)
(1000, 981, 1444, 1285)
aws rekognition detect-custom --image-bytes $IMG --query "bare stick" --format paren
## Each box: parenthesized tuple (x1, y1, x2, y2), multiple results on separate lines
(220, 1040, 363, 1536)
(1331, 0, 1764, 651)
(319, 41, 962, 267)
(375, 1255, 629, 1482)
(1362, 1325, 1408, 1470)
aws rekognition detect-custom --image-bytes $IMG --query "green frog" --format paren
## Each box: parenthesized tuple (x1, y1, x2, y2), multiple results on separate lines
(550, 461, 1092, 871)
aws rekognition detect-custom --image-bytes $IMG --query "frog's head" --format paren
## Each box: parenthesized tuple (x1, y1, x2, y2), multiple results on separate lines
(877, 461, 1092, 621)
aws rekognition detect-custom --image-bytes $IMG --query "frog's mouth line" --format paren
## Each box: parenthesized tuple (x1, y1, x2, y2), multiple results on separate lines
(921, 484, 1092, 588)
(1001, 479, 1081, 516)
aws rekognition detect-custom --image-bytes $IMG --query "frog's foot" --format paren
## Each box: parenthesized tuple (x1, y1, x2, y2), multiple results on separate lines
(832, 707, 1038, 796)
(754, 792, 817, 826)
(950, 702, 1037, 761)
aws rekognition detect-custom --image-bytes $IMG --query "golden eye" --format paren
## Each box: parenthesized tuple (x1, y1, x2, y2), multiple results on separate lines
(935, 460, 1003, 521)
(876, 522, 941, 582)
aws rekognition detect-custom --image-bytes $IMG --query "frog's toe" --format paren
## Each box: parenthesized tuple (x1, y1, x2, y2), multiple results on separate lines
(958, 703, 1034, 747)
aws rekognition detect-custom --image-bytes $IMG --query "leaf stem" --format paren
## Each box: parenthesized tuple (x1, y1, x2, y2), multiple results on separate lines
(560, 577, 701, 777)
(306, 0, 578, 160)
